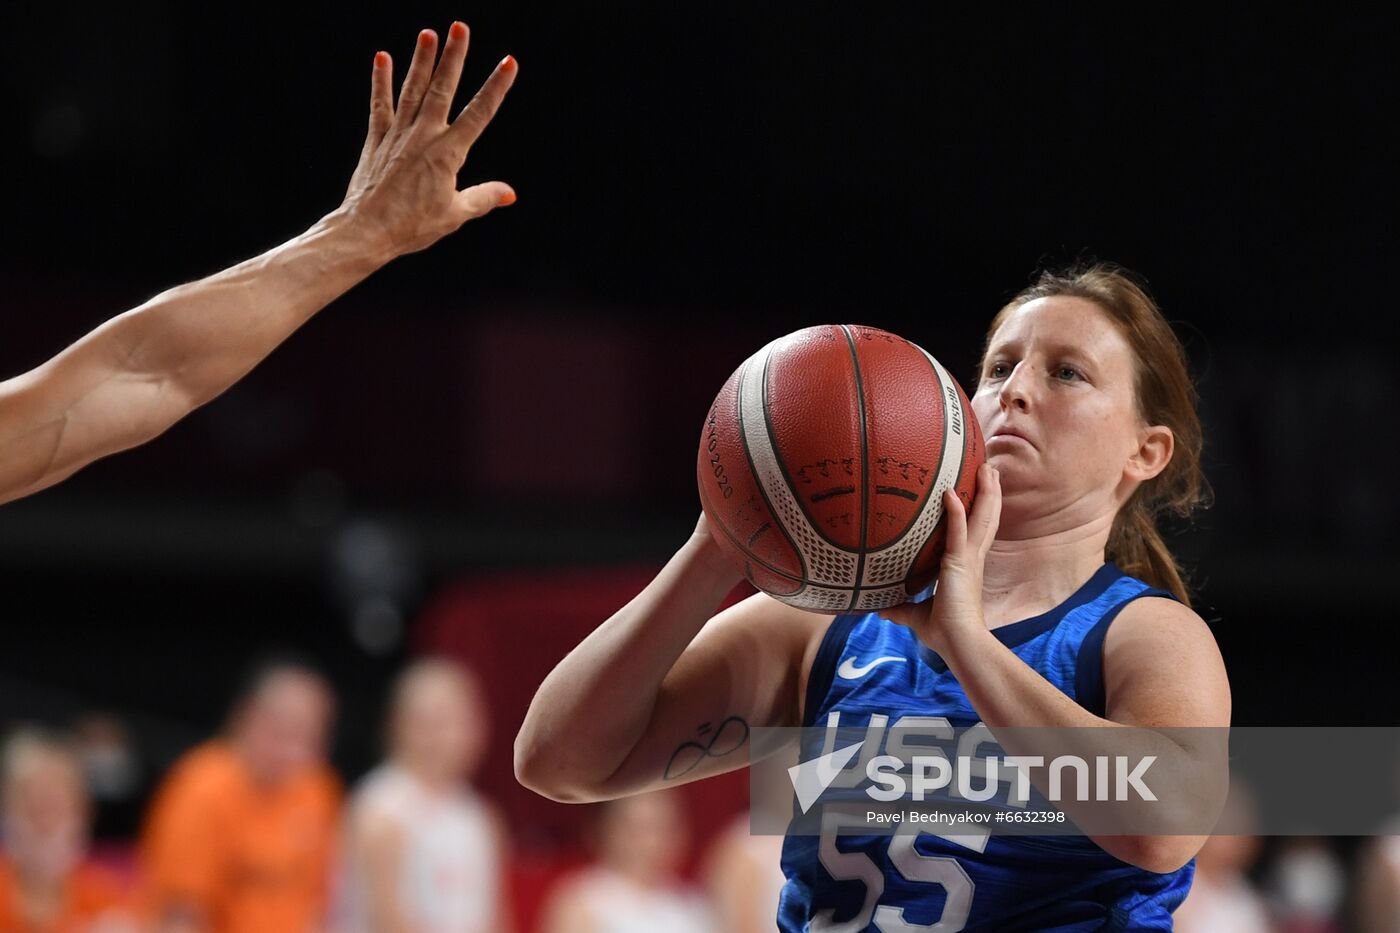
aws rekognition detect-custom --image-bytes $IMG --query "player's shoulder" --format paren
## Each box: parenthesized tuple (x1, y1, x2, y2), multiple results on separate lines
(724, 589, 833, 627)
(348, 762, 406, 812)
(1103, 591, 1230, 726)
(1108, 592, 1216, 647)
(706, 591, 843, 729)
(1104, 590, 1223, 674)
(713, 590, 836, 660)
(165, 740, 245, 796)
(301, 759, 344, 808)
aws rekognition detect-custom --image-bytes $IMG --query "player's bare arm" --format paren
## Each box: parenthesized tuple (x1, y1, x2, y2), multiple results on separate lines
(887, 465, 1231, 873)
(514, 514, 829, 803)
(350, 806, 415, 933)
(0, 21, 515, 507)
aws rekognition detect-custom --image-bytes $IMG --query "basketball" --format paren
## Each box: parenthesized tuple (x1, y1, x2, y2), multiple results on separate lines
(697, 324, 984, 612)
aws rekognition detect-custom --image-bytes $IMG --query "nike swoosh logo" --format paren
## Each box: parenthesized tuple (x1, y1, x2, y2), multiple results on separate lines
(837, 655, 906, 679)
(788, 740, 865, 813)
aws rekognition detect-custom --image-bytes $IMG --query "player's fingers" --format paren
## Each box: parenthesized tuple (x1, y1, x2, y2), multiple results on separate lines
(881, 602, 928, 628)
(453, 180, 517, 223)
(391, 29, 440, 135)
(419, 21, 469, 125)
(967, 463, 1002, 555)
(350, 52, 393, 182)
(942, 487, 969, 559)
(444, 54, 517, 158)
(354, 50, 394, 172)
(368, 51, 394, 140)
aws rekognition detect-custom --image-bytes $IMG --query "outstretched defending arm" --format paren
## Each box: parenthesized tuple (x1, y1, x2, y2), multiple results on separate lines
(0, 21, 515, 506)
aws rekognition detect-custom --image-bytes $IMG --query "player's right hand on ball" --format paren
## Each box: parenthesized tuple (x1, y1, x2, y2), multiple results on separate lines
(339, 22, 517, 260)
(689, 512, 744, 583)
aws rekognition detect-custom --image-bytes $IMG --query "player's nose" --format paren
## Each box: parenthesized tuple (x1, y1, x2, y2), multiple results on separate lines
(998, 361, 1032, 412)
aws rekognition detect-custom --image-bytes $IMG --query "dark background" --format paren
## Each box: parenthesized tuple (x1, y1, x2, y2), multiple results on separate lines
(1, 3, 1396, 786)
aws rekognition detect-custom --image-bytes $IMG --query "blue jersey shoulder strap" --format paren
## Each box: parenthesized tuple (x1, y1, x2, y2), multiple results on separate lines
(1073, 573, 1177, 717)
(802, 562, 1178, 723)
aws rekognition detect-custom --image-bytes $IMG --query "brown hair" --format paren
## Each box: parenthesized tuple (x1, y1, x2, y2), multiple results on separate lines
(980, 260, 1209, 606)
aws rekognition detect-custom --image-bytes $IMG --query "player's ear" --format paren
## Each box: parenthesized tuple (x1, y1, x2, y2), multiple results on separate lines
(1125, 424, 1173, 484)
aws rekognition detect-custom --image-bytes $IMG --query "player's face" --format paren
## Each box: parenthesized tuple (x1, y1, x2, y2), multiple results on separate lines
(971, 296, 1156, 529)
(600, 790, 688, 879)
(394, 670, 487, 783)
(1, 751, 88, 881)
(239, 673, 333, 785)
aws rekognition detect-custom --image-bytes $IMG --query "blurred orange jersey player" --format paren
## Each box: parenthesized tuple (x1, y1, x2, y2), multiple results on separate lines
(0, 729, 139, 933)
(140, 662, 340, 933)
(0, 861, 132, 933)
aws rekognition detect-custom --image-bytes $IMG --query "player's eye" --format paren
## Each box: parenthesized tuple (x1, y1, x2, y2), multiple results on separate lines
(987, 362, 1010, 379)
(1055, 365, 1081, 382)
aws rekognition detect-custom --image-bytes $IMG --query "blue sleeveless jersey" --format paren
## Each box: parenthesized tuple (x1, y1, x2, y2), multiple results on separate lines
(778, 562, 1193, 932)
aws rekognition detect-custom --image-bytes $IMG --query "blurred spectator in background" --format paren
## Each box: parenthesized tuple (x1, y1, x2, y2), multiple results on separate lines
(1267, 837, 1345, 933)
(0, 728, 139, 932)
(139, 658, 340, 933)
(1174, 779, 1273, 932)
(1357, 830, 1400, 933)
(335, 658, 512, 932)
(539, 789, 713, 933)
(1352, 765, 1400, 933)
(71, 715, 147, 845)
(701, 813, 785, 933)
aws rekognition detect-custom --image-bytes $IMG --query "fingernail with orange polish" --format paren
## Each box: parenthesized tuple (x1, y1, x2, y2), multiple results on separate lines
(374, 51, 388, 68)
(500, 54, 517, 72)
(419, 29, 436, 47)
(498, 191, 517, 207)
(449, 21, 467, 40)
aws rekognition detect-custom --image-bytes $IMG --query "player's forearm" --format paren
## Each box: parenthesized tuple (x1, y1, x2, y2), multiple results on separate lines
(514, 536, 738, 801)
(941, 628, 1216, 872)
(942, 627, 1103, 730)
(112, 210, 389, 418)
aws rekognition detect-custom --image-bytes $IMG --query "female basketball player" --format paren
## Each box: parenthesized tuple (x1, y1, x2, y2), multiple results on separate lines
(516, 263, 1231, 930)
(0, 23, 513, 507)
(337, 660, 512, 933)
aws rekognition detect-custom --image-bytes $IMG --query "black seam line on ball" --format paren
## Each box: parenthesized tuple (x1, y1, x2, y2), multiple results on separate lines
(737, 352, 808, 585)
(810, 486, 857, 503)
(840, 324, 870, 613)
(746, 522, 772, 547)
(712, 509, 805, 597)
(760, 335, 847, 553)
(875, 485, 920, 501)
(885, 346, 949, 546)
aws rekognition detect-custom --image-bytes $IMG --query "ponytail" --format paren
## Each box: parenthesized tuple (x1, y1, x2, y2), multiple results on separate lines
(1107, 495, 1192, 608)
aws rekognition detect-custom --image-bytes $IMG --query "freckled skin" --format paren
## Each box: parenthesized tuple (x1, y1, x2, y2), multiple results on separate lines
(971, 296, 1170, 539)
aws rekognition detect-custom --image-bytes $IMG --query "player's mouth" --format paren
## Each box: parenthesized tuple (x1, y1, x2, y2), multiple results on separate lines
(987, 426, 1036, 449)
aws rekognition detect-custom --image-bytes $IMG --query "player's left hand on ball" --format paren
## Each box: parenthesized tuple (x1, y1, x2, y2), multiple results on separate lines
(340, 21, 517, 259)
(883, 462, 1002, 655)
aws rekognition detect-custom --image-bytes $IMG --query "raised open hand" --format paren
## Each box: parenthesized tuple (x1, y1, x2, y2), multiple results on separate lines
(340, 21, 517, 259)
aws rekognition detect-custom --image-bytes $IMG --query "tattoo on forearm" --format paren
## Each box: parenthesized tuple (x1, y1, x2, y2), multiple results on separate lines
(663, 716, 750, 780)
